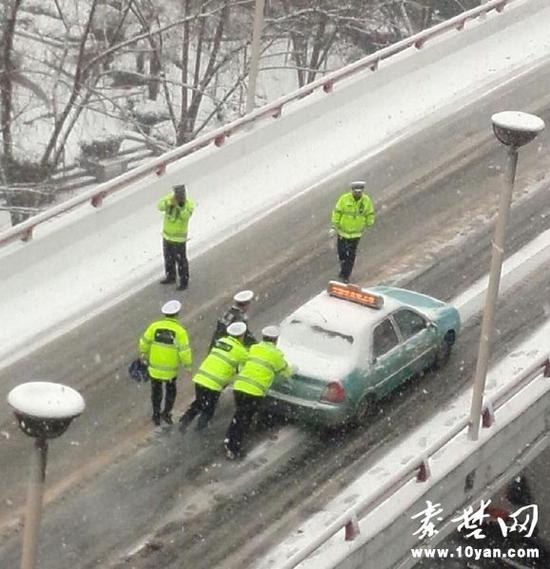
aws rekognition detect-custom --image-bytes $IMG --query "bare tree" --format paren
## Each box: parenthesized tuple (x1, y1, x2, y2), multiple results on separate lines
(0, 0, 22, 171)
(41, 0, 138, 170)
(267, 0, 348, 87)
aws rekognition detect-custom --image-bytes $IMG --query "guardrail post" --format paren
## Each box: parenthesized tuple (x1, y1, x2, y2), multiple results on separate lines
(21, 227, 34, 242)
(416, 458, 431, 482)
(272, 107, 282, 119)
(344, 512, 360, 541)
(214, 133, 226, 147)
(370, 60, 379, 72)
(323, 81, 333, 93)
(155, 163, 166, 176)
(544, 359, 550, 378)
(414, 38, 426, 49)
(496, 0, 507, 13)
(91, 193, 104, 208)
(482, 402, 495, 428)
(455, 19, 466, 31)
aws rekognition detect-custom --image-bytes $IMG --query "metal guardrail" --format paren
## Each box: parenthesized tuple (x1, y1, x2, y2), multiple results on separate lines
(277, 354, 550, 569)
(0, 0, 512, 249)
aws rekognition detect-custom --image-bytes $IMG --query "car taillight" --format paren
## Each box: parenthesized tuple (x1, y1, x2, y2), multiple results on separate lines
(321, 381, 345, 404)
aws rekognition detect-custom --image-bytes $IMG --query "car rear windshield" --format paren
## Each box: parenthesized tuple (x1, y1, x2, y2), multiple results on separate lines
(281, 319, 355, 356)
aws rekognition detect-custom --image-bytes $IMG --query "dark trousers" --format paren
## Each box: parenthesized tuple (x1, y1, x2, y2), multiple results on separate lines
(180, 384, 221, 430)
(337, 237, 360, 280)
(225, 391, 261, 456)
(151, 378, 177, 417)
(163, 239, 189, 287)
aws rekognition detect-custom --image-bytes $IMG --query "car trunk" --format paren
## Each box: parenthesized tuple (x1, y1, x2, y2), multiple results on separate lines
(270, 372, 330, 402)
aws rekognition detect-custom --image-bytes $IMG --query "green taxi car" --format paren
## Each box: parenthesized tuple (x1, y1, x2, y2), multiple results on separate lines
(265, 282, 460, 427)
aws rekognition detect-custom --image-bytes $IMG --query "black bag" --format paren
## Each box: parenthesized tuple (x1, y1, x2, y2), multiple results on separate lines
(128, 359, 149, 382)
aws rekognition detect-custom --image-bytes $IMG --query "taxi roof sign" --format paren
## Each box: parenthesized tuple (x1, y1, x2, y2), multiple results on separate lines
(327, 281, 384, 309)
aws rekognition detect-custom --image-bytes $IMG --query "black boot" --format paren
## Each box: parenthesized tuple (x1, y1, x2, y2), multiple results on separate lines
(178, 412, 194, 433)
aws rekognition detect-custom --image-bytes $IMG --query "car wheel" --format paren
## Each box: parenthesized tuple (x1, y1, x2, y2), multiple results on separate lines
(434, 331, 455, 369)
(353, 394, 377, 427)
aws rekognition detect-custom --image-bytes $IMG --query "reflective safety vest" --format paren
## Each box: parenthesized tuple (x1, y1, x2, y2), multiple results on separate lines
(330, 192, 375, 239)
(193, 336, 248, 392)
(233, 341, 291, 397)
(158, 193, 195, 243)
(139, 317, 192, 381)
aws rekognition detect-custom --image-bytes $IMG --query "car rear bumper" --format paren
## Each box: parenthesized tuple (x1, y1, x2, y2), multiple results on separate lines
(264, 391, 352, 427)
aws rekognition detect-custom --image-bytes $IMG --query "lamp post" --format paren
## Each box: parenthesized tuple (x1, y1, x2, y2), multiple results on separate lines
(7, 382, 85, 569)
(468, 111, 545, 441)
(245, 0, 266, 114)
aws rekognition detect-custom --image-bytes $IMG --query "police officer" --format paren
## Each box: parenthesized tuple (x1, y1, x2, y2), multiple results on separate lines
(139, 300, 193, 425)
(209, 290, 256, 349)
(224, 325, 291, 460)
(179, 321, 249, 433)
(330, 181, 375, 283)
(158, 184, 195, 290)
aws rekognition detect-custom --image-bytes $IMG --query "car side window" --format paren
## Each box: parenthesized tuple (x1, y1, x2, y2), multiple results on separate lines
(372, 319, 399, 359)
(393, 309, 426, 340)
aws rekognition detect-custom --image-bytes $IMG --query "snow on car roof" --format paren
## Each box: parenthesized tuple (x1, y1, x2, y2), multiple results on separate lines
(286, 288, 400, 336)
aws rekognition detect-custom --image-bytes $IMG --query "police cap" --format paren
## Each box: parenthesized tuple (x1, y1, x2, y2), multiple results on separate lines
(233, 290, 254, 304)
(350, 180, 366, 192)
(262, 325, 280, 340)
(162, 299, 181, 316)
(227, 321, 247, 337)
(173, 184, 186, 196)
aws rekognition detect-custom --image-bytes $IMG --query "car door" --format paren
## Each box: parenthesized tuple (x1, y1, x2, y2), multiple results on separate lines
(370, 317, 409, 398)
(391, 308, 436, 376)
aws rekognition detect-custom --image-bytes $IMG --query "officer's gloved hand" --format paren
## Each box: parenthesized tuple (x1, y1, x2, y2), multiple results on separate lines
(329, 228, 337, 238)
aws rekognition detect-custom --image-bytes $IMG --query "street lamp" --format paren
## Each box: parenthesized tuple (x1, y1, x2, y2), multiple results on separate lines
(468, 111, 545, 441)
(7, 382, 85, 569)
(245, 0, 266, 114)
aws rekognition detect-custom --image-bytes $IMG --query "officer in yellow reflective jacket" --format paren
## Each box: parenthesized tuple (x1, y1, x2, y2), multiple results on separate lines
(158, 184, 195, 290)
(139, 300, 193, 425)
(179, 321, 249, 433)
(330, 181, 375, 283)
(224, 325, 291, 459)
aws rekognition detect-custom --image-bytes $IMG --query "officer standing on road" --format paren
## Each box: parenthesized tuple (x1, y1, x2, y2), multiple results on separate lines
(330, 181, 375, 283)
(224, 326, 291, 460)
(139, 300, 193, 426)
(210, 290, 257, 349)
(158, 184, 195, 290)
(179, 321, 249, 433)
